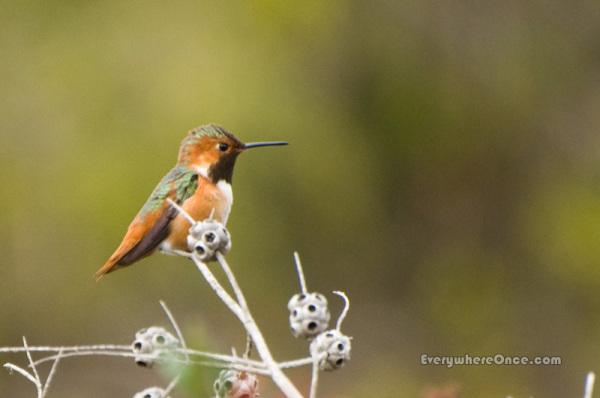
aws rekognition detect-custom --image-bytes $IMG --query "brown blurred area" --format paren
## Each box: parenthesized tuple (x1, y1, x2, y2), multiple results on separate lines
(1, 1, 600, 396)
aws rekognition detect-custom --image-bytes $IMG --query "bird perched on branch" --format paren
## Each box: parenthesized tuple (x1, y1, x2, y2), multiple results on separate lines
(95, 124, 287, 280)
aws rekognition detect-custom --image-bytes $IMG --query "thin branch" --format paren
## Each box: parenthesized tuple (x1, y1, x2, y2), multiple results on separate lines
(22, 337, 42, 397)
(309, 356, 320, 398)
(183, 360, 269, 376)
(33, 350, 263, 370)
(192, 259, 246, 324)
(160, 248, 193, 258)
(278, 357, 314, 369)
(216, 252, 249, 311)
(31, 346, 262, 369)
(30, 350, 269, 375)
(182, 349, 263, 368)
(42, 349, 63, 397)
(159, 301, 189, 363)
(163, 373, 181, 396)
(166, 198, 196, 226)
(28, 346, 312, 374)
(293, 251, 308, 294)
(585, 372, 596, 398)
(159, 301, 189, 396)
(3, 363, 40, 390)
(33, 350, 167, 365)
(0, 344, 131, 353)
(333, 291, 350, 331)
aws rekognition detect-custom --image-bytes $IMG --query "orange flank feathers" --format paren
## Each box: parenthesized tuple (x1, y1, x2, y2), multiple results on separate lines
(94, 205, 166, 280)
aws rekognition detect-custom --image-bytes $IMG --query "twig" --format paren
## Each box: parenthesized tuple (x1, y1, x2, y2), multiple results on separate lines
(216, 252, 249, 312)
(0, 344, 131, 353)
(42, 349, 62, 397)
(33, 350, 173, 364)
(159, 301, 189, 395)
(166, 198, 196, 226)
(183, 349, 263, 368)
(159, 301, 189, 363)
(293, 251, 308, 294)
(333, 291, 350, 331)
(192, 259, 245, 325)
(31, 349, 269, 375)
(585, 372, 596, 398)
(3, 363, 40, 392)
(163, 373, 181, 396)
(22, 337, 42, 397)
(32, 350, 264, 371)
(31, 346, 262, 369)
(309, 356, 319, 398)
(278, 357, 314, 369)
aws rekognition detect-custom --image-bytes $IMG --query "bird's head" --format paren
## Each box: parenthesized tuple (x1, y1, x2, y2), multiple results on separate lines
(178, 124, 287, 183)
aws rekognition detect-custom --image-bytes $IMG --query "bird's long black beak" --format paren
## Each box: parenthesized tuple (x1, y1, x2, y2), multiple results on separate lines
(243, 141, 288, 149)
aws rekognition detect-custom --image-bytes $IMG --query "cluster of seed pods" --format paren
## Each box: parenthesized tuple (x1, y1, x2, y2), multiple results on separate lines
(207, 254, 352, 396)
(286, 253, 352, 371)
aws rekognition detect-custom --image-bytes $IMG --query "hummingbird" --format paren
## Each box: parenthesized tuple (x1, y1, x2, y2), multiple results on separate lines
(95, 124, 287, 280)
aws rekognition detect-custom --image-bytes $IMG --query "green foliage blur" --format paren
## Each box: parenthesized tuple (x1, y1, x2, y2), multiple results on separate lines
(1, 1, 600, 397)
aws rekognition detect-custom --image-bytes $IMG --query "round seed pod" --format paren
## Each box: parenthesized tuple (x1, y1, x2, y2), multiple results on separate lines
(213, 369, 259, 398)
(215, 224, 232, 253)
(310, 329, 352, 371)
(192, 240, 214, 262)
(287, 292, 330, 339)
(133, 387, 169, 398)
(202, 229, 221, 250)
(187, 220, 232, 261)
(132, 327, 179, 368)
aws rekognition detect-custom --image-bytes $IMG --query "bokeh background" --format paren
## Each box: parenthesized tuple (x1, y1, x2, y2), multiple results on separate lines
(2, 1, 600, 397)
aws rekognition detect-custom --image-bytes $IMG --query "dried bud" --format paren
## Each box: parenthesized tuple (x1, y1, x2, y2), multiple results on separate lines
(310, 329, 352, 371)
(132, 327, 179, 368)
(213, 369, 259, 398)
(288, 292, 330, 339)
(187, 219, 232, 262)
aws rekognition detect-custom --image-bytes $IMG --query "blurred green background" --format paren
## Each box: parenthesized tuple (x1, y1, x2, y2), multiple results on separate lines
(2, 1, 600, 397)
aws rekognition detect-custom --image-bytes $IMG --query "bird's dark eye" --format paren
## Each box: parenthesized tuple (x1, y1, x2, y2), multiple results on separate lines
(218, 143, 229, 152)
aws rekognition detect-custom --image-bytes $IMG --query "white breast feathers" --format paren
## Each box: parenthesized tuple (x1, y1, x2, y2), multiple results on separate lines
(217, 180, 233, 225)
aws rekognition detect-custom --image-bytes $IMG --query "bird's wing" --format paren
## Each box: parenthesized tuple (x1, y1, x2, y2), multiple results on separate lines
(95, 166, 198, 279)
